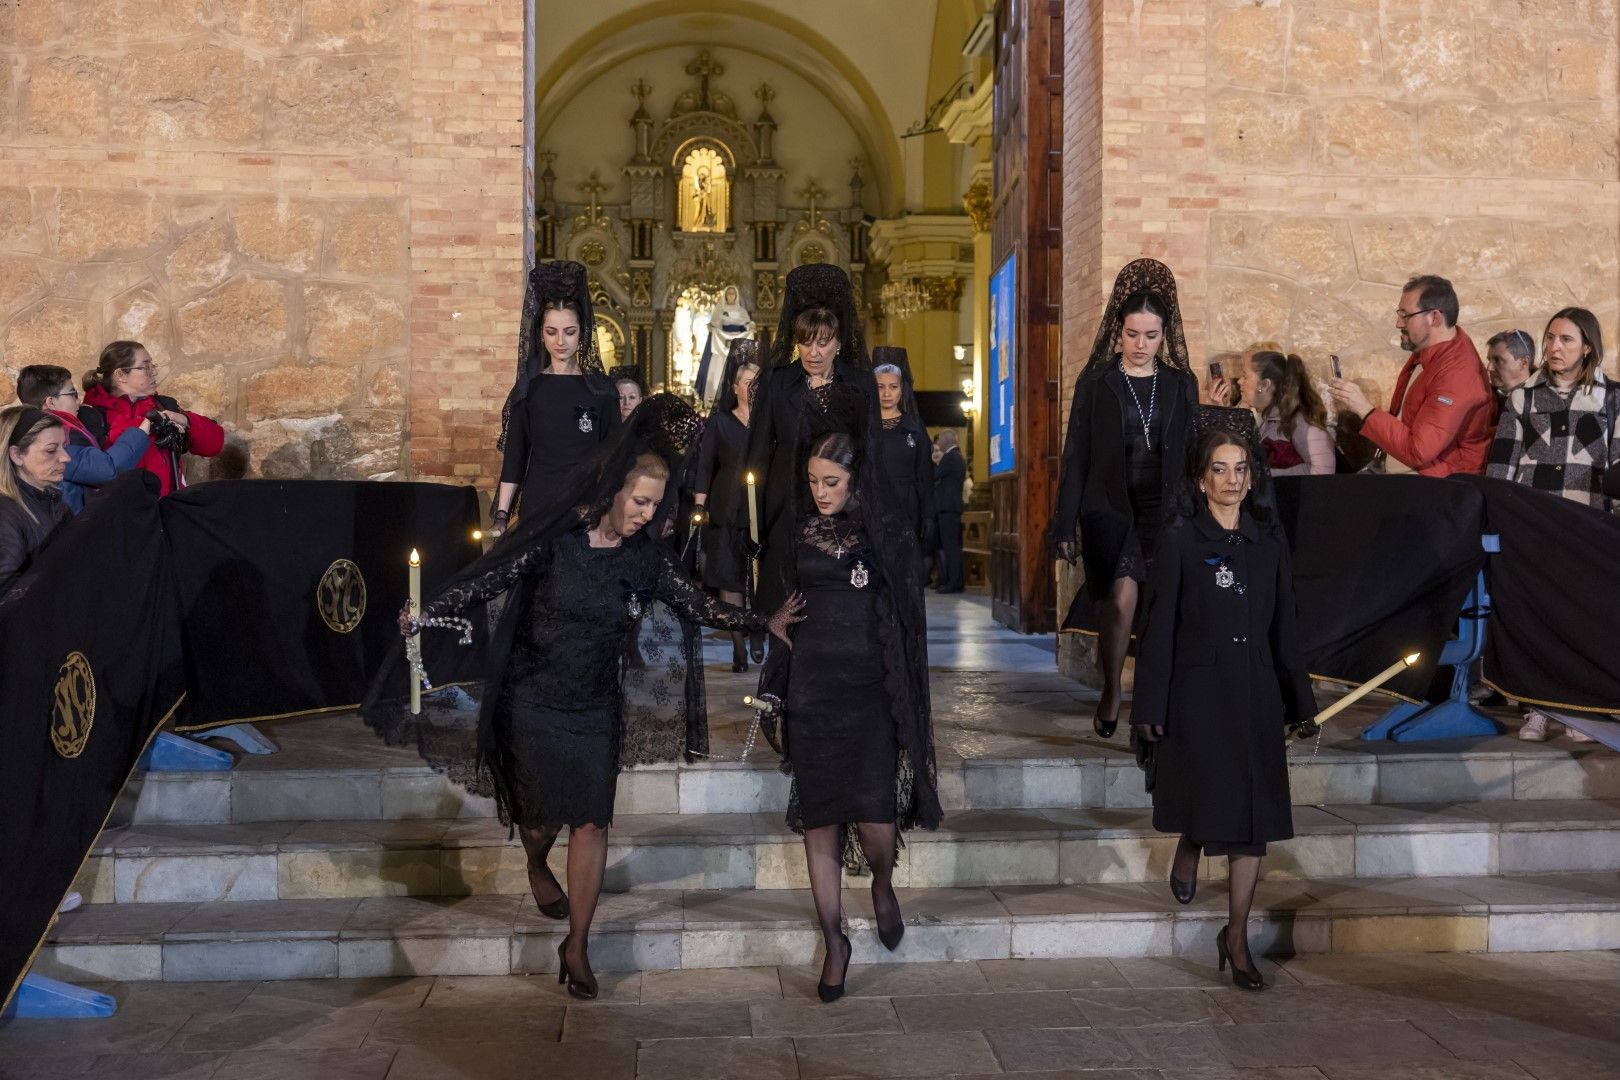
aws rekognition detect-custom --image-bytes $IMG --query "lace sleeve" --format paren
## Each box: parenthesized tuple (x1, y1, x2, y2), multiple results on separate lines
(654, 547, 767, 632)
(421, 537, 553, 621)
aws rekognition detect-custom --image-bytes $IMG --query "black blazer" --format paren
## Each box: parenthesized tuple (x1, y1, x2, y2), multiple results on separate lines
(0, 481, 69, 598)
(932, 447, 965, 515)
(743, 358, 876, 612)
(1052, 364, 1199, 601)
(1131, 509, 1317, 846)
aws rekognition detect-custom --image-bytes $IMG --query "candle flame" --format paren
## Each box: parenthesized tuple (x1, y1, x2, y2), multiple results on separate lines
(1403, 652, 1421, 666)
(471, 530, 483, 542)
(408, 549, 420, 566)
(743, 695, 754, 706)
(746, 472, 755, 484)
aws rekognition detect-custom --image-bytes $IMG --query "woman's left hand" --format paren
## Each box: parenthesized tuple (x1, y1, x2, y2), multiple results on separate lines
(767, 592, 806, 648)
(1135, 724, 1165, 742)
(162, 410, 191, 429)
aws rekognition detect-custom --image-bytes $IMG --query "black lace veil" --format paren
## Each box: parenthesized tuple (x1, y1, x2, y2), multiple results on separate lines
(362, 393, 708, 823)
(1078, 258, 1191, 385)
(768, 264, 868, 370)
(499, 259, 604, 452)
(871, 345, 922, 424)
(711, 338, 762, 417)
(754, 381, 940, 869)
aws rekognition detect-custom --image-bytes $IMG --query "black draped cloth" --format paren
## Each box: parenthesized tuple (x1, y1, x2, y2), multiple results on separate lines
(1464, 475, 1620, 713)
(0, 473, 185, 1010)
(363, 394, 757, 825)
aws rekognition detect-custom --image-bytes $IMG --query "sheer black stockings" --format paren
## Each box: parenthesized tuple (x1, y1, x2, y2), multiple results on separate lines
(803, 822, 903, 987)
(1225, 854, 1261, 970)
(1094, 577, 1139, 737)
(561, 823, 609, 984)
(518, 825, 565, 907)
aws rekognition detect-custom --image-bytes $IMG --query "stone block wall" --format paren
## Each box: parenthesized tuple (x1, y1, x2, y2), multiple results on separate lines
(0, 0, 524, 483)
(1057, 0, 1619, 679)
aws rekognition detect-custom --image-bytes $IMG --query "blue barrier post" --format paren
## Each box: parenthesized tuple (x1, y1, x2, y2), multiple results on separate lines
(139, 731, 233, 771)
(1361, 534, 1503, 742)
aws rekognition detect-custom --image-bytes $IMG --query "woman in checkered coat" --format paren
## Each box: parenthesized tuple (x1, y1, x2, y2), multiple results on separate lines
(1487, 307, 1619, 512)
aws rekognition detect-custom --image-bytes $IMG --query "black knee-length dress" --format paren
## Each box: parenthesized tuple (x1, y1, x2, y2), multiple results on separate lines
(494, 529, 765, 828)
(783, 515, 898, 827)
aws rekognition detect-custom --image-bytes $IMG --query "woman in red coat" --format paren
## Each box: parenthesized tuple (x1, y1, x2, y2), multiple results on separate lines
(81, 341, 224, 495)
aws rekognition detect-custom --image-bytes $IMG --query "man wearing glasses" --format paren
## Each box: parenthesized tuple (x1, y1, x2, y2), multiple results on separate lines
(1327, 274, 1495, 477)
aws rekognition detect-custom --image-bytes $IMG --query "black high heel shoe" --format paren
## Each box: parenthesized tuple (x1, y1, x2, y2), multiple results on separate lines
(557, 939, 598, 1000)
(875, 884, 905, 951)
(749, 631, 767, 664)
(528, 865, 568, 921)
(1092, 687, 1120, 740)
(731, 635, 749, 673)
(1216, 923, 1264, 992)
(1169, 842, 1200, 905)
(818, 931, 851, 1003)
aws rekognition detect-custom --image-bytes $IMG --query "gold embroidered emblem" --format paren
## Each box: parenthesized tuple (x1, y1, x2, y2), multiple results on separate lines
(317, 558, 367, 634)
(51, 652, 96, 759)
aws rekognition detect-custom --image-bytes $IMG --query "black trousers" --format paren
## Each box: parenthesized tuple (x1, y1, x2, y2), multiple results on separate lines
(936, 511, 963, 591)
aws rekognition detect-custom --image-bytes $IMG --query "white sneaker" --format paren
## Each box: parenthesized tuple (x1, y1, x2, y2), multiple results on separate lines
(58, 891, 83, 914)
(1519, 712, 1553, 741)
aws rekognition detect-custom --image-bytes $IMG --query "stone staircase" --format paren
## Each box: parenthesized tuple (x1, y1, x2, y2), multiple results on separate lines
(38, 667, 1620, 984)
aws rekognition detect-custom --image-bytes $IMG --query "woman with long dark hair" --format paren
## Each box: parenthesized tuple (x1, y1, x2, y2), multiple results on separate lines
(692, 340, 763, 669)
(1132, 423, 1317, 992)
(751, 384, 938, 1003)
(366, 395, 802, 999)
(491, 261, 620, 536)
(1239, 350, 1334, 476)
(1051, 259, 1199, 739)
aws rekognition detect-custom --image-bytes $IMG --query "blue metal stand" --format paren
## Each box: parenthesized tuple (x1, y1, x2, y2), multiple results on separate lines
(4, 974, 116, 1019)
(1362, 535, 1503, 742)
(198, 723, 278, 755)
(139, 731, 234, 771)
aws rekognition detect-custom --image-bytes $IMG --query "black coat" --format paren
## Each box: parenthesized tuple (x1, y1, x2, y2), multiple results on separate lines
(743, 358, 876, 612)
(932, 446, 965, 515)
(1052, 365, 1199, 601)
(0, 481, 69, 599)
(878, 419, 936, 544)
(1131, 509, 1317, 848)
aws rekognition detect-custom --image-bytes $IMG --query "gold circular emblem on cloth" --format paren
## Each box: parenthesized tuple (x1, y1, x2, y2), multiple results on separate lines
(317, 558, 367, 634)
(51, 652, 96, 759)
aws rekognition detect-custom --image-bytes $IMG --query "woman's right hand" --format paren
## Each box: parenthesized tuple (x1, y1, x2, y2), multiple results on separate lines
(1055, 539, 1078, 565)
(766, 591, 807, 648)
(397, 604, 417, 637)
(489, 509, 510, 538)
(1135, 724, 1165, 743)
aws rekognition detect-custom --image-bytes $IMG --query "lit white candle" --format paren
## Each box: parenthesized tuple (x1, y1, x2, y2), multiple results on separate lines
(408, 549, 422, 716)
(745, 471, 759, 546)
(1313, 652, 1421, 725)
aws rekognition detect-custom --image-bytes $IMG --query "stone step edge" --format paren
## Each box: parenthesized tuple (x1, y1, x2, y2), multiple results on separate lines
(92, 803, 1620, 858)
(39, 875, 1620, 981)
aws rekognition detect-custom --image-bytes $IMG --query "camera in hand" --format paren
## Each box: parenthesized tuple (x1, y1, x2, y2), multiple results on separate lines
(147, 410, 191, 454)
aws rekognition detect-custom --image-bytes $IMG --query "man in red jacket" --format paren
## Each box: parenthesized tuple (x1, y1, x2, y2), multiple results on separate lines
(1328, 275, 1495, 477)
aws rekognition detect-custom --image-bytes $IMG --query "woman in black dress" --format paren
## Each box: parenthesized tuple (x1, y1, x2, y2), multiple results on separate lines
(744, 264, 877, 618)
(368, 395, 801, 999)
(1052, 259, 1199, 739)
(871, 346, 935, 547)
(752, 385, 939, 1003)
(491, 260, 620, 536)
(692, 341, 763, 670)
(1132, 426, 1317, 991)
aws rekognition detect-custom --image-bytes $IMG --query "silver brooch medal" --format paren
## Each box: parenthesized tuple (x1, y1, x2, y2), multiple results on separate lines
(578, 410, 594, 433)
(1215, 563, 1234, 589)
(850, 559, 870, 589)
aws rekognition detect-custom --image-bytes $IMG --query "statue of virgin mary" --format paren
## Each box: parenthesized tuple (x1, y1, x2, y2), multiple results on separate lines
(692, 284, 754, 408)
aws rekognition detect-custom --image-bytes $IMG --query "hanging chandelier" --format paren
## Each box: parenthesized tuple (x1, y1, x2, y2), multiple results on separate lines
(880, 277, 926, 321)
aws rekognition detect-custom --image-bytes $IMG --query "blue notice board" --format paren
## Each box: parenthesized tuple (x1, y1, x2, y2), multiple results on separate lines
(988, 254, 1017, 476)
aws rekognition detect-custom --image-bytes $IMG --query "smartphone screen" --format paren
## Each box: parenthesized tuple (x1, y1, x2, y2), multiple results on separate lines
(1209, 361, 1224, 381)
(1330, 354, 1342, 380)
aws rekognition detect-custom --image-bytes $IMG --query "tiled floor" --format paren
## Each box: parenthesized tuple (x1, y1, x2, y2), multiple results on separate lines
(4, 951, 1619, 1079)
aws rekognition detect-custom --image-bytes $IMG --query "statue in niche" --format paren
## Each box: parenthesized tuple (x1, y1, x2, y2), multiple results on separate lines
(692, 283, 754, 407)
(679, 146, 729, 233)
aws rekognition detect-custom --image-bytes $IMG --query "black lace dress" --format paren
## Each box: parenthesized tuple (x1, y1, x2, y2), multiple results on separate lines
(420, 527, 765, 829)
(784, 515, 898, 827)
(1118, 372, 1167, 581)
